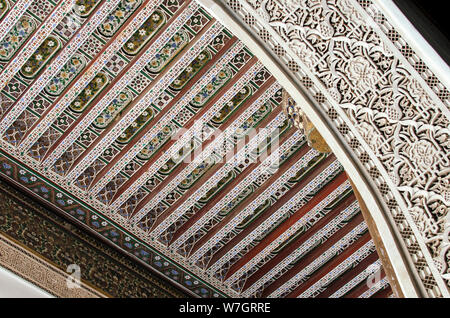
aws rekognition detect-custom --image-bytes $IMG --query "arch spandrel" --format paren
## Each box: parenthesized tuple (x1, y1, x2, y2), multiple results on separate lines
(200, 0, 450, 297)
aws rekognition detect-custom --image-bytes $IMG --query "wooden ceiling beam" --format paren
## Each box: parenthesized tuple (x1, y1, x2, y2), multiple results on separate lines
(90, 36, 239, 194)
(220, 170, 347, 281)
(238, 190, 356, 289)
(187, 140, 314, 258)
(61, 8, 215, 173)
(372, 285, 393, 298)
(168, 126, 297, 246)
(315, 250, 379, 298)
(0, 0, 110, 122)
(209, 153, 337, 271)
(131, 76, 276, 220)
(18, 0, 184, 147)
(285, 231, 372, 298)
(260, 211, 365, 297)
(108, 55, 259, 205)
(145, 90, 280, 233)
(343, 269, 386, 298)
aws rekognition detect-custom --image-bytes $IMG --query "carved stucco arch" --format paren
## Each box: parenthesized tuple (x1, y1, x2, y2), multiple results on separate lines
(197, 0, 450, 297)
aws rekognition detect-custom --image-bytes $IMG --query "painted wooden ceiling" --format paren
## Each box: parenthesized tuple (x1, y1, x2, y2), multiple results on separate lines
(0, 0, 393, 297)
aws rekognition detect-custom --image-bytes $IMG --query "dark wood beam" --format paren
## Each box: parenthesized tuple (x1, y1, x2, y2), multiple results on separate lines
(132, 76, 277, 221)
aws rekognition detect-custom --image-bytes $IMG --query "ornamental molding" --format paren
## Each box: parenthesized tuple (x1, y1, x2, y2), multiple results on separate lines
(204, 0, 450, 297)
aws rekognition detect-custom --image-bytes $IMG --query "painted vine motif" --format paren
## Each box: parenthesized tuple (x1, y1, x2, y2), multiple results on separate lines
(190, 67, 232, 109)
(122, 9, 165, 56)
(93, 90, 132, 129)
(169, 50, 212, 91)
(73, 0, 102, 18)
(0, 15, 36, 62)
(211, 85, 252, 125)
(145, 30, 189, 74)
(136, 124, 175, 160)
(44, 53, 87, 96)
(116, 106, 155, 144)
(97, 0, 143, 38)
(69, 72, 109, 113)
(20, 36, 61, 79)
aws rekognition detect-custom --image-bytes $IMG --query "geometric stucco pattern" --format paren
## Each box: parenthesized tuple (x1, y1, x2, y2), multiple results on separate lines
(223, 0, 449, 297)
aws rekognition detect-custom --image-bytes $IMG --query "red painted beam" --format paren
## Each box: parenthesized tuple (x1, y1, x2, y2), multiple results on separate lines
(239, 190, 356, 289)
(343, 269, 386, 298)
(90, 35, 239, 193)
(260, 211, 365, 297)
(315, 250, 379, 298)
(286, 231, 372, 298)
(371, 285, 393, 298)
(108, 55, 259, 204)
(168, 126, 297, 245)
(221, 170, 348, 281)
(209, 153, 337, 271)
(187, 141, 315, 258)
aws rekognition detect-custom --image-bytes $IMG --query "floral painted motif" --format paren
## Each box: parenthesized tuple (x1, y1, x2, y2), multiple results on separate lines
(198, 170, 234, 204)
(69, 73, 109, 113)
(116, 106, 155, 144)
(73, 0, 102, 18)
(236, 199, 271, 230)
(44, 54, 87, 96)
(92, 90, 133, 129)
(145, 30, 189, 73)
(211, 85, 252, 125)
(190, 67, 232, 109)
(179, 158, 215, 190)
(0, 0, 9, 21)
(0, 16, 36, 62)
(98, 0, 143, 38)
(169, 50, 212, 91)
(234, 102, 272, 139)
(20, 36, 61, 79)
(137, 124, 175, 160)
(122, 9, 165, 55)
